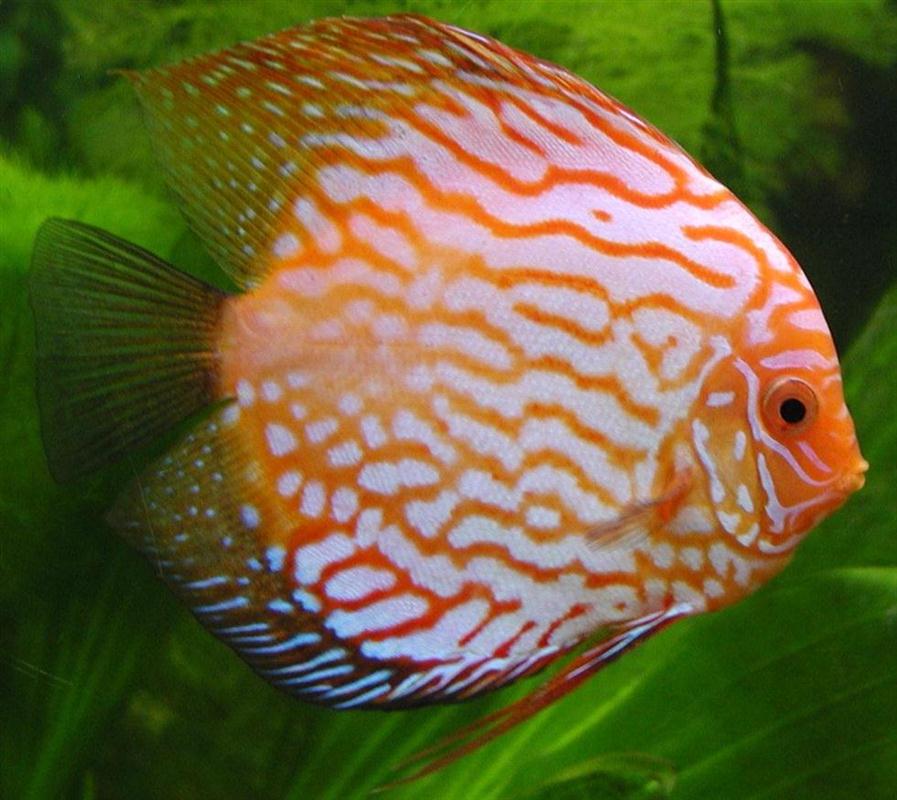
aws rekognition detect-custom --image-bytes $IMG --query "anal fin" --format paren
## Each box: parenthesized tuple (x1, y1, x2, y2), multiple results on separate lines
(380, 603, 692, 790)
(107, 405, 368, 706)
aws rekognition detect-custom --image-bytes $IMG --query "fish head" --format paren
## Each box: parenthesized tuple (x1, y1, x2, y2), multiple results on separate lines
(692, 282, 866, 557)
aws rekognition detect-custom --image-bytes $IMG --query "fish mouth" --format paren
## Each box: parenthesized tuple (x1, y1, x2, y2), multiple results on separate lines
(835, 458, 869, 495)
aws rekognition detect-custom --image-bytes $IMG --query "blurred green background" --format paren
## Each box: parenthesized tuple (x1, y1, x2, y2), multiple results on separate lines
(1, 1, 895, 798)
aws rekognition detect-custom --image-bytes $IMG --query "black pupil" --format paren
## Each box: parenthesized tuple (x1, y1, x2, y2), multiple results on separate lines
(779, 397, 807, 424)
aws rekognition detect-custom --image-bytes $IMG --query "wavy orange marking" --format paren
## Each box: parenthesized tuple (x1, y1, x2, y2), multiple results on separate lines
(492, 620, 537, 658)
(513, 301, 614, 348)
(537, 602, 590, 648)
(457, 596, 524, 648)
(524, 400, 647, 468)
(382, 158, 735, 289)
(428, 389, 631, 507)
(500, 90, 587, 147)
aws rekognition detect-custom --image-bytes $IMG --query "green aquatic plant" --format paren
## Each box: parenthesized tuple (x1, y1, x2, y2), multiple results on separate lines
(1, 2, 895, 798)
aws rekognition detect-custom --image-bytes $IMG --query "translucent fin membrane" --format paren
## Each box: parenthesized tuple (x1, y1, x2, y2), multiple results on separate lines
(29, 218, 227, 482)
(124, 13, 688, 289)
(383, 604, 690, 789)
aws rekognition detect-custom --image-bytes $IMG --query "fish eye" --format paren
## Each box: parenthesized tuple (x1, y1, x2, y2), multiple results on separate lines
(762, 377, 818, 434)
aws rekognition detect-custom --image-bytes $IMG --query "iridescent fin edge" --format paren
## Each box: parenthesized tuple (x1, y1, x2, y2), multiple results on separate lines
(378, 603, 692, 790)
(122, 13, 621, 289)
(107, 406, 374, 708)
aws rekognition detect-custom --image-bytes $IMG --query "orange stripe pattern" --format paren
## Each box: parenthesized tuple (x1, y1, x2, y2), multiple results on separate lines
(116, 15, 864, 711)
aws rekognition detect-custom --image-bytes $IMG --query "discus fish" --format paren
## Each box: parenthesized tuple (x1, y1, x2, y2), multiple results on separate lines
(30, 14, 867, 782)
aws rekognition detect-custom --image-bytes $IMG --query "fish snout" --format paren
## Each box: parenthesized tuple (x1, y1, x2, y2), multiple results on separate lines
(836, 458, 869, 495)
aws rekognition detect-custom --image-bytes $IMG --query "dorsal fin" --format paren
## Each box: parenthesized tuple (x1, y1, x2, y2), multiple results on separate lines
(124, 14, 695, 289)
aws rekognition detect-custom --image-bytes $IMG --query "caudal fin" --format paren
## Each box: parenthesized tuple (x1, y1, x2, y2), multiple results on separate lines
(29, 218, 227, 483)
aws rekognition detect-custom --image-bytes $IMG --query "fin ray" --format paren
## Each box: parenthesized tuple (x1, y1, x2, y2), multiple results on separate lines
(124, 14, 660, 288)
(108, 407, 386, 706)
(588, 468, 694, 549)
(29, 218, 227, 482)
(382, 604, 691, 789)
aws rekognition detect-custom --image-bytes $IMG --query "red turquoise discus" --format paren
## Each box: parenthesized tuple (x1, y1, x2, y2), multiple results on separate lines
(29, 14, 867, 780)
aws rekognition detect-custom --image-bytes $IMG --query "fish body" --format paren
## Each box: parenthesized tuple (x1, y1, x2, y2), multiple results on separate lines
(30, 13, 866, 769)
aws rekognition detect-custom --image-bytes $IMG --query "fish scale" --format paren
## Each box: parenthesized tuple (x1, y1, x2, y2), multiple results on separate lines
(30, 13, 865, 782)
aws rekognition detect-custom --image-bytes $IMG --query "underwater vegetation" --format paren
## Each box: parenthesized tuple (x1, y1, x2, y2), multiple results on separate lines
(1, 1, 895, 799)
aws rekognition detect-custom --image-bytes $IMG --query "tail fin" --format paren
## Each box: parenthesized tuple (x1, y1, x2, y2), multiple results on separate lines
(29, 218, 227, 483)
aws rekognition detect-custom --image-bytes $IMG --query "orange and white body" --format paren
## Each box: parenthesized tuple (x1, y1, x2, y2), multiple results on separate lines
(30, 14, 865, 778)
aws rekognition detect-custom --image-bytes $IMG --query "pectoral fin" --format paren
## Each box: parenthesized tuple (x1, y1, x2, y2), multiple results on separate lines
(586, 468, 693, 549)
